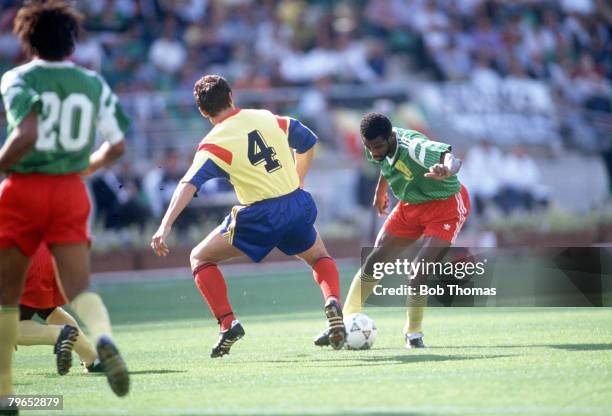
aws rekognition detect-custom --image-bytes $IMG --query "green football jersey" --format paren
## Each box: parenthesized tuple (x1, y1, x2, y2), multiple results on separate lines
(367, 127, 460, 204)
(0, 59, 130, 174)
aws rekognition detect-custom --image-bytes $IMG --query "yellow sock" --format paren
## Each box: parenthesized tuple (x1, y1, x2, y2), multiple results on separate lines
(343, 270, 379, 315)
(404, 294, 427, 334)
(0, 306, 18, 396)
(47, 308, 97, 366)
(70, 292, 112, 342)
(17, 320, 60, 345)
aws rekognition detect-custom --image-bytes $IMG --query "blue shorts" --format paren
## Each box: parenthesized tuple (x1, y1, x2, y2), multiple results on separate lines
(220, 188, 318, 263)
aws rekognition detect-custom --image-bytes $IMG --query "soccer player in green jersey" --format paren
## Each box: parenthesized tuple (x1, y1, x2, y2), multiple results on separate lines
(316, 112, 470, 348)
(0, 2, 131, 409)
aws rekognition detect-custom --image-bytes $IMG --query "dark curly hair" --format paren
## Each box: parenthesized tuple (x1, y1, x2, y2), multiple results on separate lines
(13, 0, 83, 61)
(193, 75, 233, 117)
(360, 112, 392, 141)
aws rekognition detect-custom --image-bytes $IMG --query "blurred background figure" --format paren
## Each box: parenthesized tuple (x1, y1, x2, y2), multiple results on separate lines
(144, 148, 182, 222)
(91, 162, 150, 232)
(143, 148, 199, 236)
(497, 145, 549, 215)
(460, 139, 504, 219)
(148, 17, 186, 77)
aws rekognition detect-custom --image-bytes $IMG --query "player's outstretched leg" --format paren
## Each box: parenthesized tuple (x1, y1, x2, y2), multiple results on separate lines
(55, 325, 78, 375)
(193, 262, 245, 358)
(70, 292, 130, 395)
(314, 266, 372, 348)
(190, 228, 245, 358)
(17, 317, 75, 373)
(315, 230, 418, 347)
(402, 236, 451, 349)
(345, 231, 419, 316)
(313, 268, 378, 346)
(314, 257, 346, 350)
(18, 319, 61, 346)
(18, 316, 103, 373)
(52, 243, 129, 396)
(296, 234, 346, 350)
(405, 295, 427, 349)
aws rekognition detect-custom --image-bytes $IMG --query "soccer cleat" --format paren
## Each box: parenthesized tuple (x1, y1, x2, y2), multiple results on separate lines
(84, 358, 104, 373)
(313, 329, 330, 347)
(54, 325, 78, 375)
(324, 299, 346, 350)
(211, 320, 245, 358)
(96, 336, 130, 397)
(405, 332, 425, 349)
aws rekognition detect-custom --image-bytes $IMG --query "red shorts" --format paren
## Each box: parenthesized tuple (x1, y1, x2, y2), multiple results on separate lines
(0, 173, 91, 256)
(20, 242, 66, 309)
(383, 185, 470, 244)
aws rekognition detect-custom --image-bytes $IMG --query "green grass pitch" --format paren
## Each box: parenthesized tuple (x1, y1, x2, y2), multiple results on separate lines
(13, 268, 612, 415)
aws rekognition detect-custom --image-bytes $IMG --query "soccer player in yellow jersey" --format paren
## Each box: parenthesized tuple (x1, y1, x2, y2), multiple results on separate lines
(151, 75, 346, 357)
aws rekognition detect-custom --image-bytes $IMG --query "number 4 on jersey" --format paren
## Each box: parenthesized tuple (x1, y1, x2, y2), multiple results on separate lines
(248, 130, 281, 173)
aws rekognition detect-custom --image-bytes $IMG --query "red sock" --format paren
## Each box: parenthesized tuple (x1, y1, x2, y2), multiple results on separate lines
(312, 256, 341, 302)
(193, 263, 236, 331)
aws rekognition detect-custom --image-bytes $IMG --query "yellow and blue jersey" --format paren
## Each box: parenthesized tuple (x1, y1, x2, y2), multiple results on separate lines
(182, 108, 317, 205)
(182, 108, 319, 262)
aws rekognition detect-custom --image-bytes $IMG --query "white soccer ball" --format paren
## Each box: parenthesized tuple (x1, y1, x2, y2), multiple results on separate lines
(344, 313, 377, 350)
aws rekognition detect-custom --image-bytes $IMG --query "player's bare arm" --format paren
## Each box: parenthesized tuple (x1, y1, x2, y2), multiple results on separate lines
(151, 182, 197, 256)
(0, 110, 37, 172)
(424, 152, 462, 180)
(373, 173, 390, 215)
(295, 145, 315, 188)
(82, 140, 126, 176)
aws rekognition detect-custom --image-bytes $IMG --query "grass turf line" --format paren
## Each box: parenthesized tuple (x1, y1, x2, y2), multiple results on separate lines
(13, 270, 612, 415)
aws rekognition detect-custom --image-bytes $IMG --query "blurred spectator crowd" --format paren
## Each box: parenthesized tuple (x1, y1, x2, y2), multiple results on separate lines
(0, 0, 610, 112)
(1, 0, 611, 238)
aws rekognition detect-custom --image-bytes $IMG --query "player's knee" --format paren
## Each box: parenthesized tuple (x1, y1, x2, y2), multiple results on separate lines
(317, 246, 330, 259)
(189, 250, 199, 270)
(301, 242, 330, 267)
(190, 248, 211, 270)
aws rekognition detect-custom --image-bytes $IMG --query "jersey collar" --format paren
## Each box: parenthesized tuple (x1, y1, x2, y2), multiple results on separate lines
(386, 129, 399, 165)
(217, 107, 241, 124)
(32, 59, 75, 68)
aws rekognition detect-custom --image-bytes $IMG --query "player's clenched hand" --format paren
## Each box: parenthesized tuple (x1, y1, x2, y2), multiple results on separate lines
(151, 225, 171, 256)
(373, 188, 389, 216)
(425, 164, 451, 180)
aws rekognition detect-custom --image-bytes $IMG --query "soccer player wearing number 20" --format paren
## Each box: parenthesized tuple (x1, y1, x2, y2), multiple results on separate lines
(0, 2, 130, 408)
(316, 113, 470, 349)
(151, 75, 346, 357)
